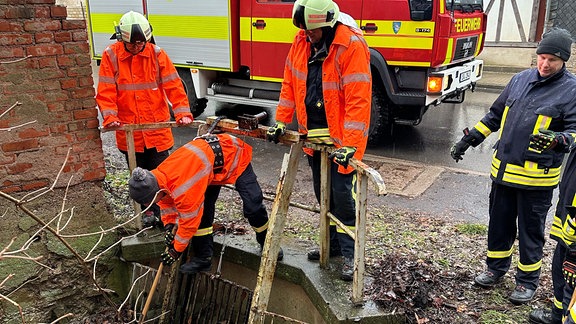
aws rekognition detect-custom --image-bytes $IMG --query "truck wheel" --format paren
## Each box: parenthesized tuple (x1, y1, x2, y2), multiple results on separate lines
(368, 84, 393, 145)
(177, 68, 207, 118)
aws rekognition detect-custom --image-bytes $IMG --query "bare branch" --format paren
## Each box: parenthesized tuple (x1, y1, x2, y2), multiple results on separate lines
(0, 55, 32, 64)
(85, 227, 150, 263)
(48, 312, 74, 324)
(0, 292, 25, 323)
(118, 268, 152, 313)
(19, 148, 72, 203)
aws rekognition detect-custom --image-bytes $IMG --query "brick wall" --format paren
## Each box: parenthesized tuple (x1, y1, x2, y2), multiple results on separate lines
(0, 0, 105, 192)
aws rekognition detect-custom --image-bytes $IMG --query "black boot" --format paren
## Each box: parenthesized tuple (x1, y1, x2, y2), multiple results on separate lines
(529, 307, 562, 324)
(180, 256, 212, 274)
(256, 231, 283, 261)
(307, 248, 342, 261)
(340, 257, 354, 281)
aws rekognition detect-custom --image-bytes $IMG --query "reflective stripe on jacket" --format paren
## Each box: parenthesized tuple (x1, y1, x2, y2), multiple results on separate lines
(154, 134, 252, 252)
(550, 151, 576, 245)
(472, 66, 576, 189)
(275, 23, 371, 174)
(96, 41, 192, 152)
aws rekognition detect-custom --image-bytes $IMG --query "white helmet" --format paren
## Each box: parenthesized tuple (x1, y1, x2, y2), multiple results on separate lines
(292, 0, 340, 30)
(115, 11, 152, 43)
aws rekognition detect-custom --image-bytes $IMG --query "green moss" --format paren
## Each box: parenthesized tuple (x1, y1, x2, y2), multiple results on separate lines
(456, 223, 488, 236)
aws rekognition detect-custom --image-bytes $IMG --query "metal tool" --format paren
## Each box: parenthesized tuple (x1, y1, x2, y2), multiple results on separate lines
(237, 111, 267, 130)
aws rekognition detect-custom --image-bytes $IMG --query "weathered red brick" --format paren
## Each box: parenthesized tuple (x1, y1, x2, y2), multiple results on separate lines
(23, 20, 61, 32)
(54, 31, 71, 43)
(5, 7, 33, 19)
(60, 78, 77, 89)
(85, 118, 100, 129)
(34, 7, 50, 18)
(70, 87, 95, 99)
(72, 31, 87, 42)
(26, 44, 64, 57)
(57, 55, 74, 67)
(35, 32, 54, 43)
(2, 139, 39, 152)
(38, 56, 57, 68)
(63, 42, 89, 54)
(1, 183, 22, 193)
(0, 21, 23, 32)
(0, 47, 25, 59)
(50, 6, 67, 19)
(73, 108, 98, 120)
(21, 180, 49, 191)
(7, 162, 33, 174)
(18, 127, 49, 139)
(78, 76, 94, 87)
(0, 34, 33, 46)
(62, 20, 85, 30)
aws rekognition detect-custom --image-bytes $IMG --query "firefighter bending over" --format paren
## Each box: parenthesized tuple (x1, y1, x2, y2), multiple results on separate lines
(128, 133, 283, 274)
(267, 0, 371, 281)
(96, 11, 192, 228)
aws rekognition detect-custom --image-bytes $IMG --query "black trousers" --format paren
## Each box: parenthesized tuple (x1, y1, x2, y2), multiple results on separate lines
(551, 242, 572, 321)
(486, 182, 553, 290)
(122, 147, 170, 217)
(308, 151, 357, 259)
(193, 163, 269, 259)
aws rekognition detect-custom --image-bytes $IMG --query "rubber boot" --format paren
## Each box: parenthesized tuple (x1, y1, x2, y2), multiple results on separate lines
(180, 256, 212, 274)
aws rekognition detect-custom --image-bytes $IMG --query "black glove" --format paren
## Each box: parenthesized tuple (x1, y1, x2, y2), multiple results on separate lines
(450, 140, 470, 162)
(328, 146, 357, 168)
(529, 128, 568, 152)
(450, 127, 485, 163)
(161, 248, 181, 266)
(142, 211, 159, 228)
(266, 122, 286, 144)
(164, 223, 176, 246)
(564, 251, 576, 288)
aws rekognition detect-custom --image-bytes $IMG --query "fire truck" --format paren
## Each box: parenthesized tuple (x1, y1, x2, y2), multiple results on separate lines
(85, 0, 486, 143)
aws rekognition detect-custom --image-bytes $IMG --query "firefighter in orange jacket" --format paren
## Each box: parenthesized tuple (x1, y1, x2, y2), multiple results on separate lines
(96, 11, 193, 228)
(128, 133, 283, 273)
(267, 0, 371, 281)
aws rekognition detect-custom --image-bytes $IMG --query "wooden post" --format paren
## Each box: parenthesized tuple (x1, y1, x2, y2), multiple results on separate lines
(352, 171, 369, 305)
(248, 140, 304, 324)
(319, 148, 331, 268)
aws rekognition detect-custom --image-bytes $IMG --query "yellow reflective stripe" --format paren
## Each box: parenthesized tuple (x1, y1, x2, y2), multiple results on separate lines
(307, 128, 330, 138)
(243, 17, 298, 43)
(507, 162, 562, 176)
(533, 115, 551, 134)
(474, 33, 484, 56)
(518, 259, 542, 272)
(148, 15, 229, 40)
(251, 75, 283, 82)
(572, 193, 576, 206)
(253, 220, 269, 234)
(442, 38, 453, 65)
(502, 170, 561, 187)
(329, 221, 337, 226)
(364, 34, 433, 50)
(498, 106, 510, 140)
(337, 225, 355, 234)
(352, 172, 357, 201)
(554, 297, 563, 310)
(195, 226, 213, 236)
(386, 60, 431, 67)
(487, 246, 514, 258)
(474, 122, 491, 137)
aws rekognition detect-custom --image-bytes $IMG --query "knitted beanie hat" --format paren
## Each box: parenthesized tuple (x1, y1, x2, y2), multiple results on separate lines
(536, 27, 573, 61)
(128, 167, 160, 205)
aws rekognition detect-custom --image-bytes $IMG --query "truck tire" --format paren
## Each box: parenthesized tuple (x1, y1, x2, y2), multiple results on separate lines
(176, 67, 207, 118)
(368, 84, 393, 145)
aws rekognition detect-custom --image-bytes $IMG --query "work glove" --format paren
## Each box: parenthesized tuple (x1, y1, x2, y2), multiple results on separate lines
(266, 122, 286, 144)
(328, 146, 357, 168)
(164, 223, 176, 247)
(161, 247, 181, 266)
(450, 127, 485, 163)
(529, 128, 568, 152)
(564, 251, 576, 288)
(450, 140, 470, 163)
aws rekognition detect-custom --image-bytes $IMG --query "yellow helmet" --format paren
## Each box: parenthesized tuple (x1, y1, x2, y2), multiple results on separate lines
(115, 11, 152, 43)
(292, 0, 340, 30)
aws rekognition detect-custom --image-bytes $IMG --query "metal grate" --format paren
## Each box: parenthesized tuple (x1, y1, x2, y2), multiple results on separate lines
(174, 272, 253, 324)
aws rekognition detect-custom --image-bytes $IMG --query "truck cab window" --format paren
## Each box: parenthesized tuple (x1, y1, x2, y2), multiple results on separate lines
(410, 0, 433, 21)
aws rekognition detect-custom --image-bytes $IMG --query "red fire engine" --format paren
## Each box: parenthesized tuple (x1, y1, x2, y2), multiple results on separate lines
(86, 0, 486, 143)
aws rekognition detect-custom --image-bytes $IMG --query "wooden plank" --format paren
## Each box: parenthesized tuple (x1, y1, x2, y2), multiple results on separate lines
(352, 172, 369, 305)
(248, 141, 303, 324)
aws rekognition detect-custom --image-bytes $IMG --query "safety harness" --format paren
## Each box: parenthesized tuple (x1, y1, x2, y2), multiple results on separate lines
(203, 135, 224, 174)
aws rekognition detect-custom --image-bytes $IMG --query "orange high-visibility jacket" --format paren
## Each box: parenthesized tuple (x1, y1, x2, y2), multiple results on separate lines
(96, 41, 192, 152)
(275, 23, 372, 174)
(153, 134, 252, 252)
